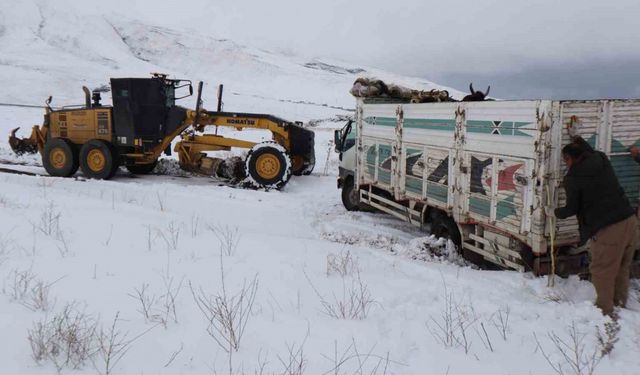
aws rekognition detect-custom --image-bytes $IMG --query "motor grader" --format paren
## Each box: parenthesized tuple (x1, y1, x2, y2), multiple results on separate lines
(8, 74, 315, 189)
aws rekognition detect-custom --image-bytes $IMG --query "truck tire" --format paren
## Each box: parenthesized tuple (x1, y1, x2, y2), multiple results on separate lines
(80, 140, 117, 180)
(430, 211, 462, 250)
(341, 176, 361, 211)
(43, 138, 79, 177)
(126, 161, 158, 175)
(245, 142, 292, 189)
(430, 211, 485, 264)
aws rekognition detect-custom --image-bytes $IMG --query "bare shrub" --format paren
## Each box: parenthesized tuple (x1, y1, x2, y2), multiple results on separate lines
(163, 342, 184, 368)
(426, 284, 477, 355)
(0, 231, 16, 264)
(5, 268, 57, 312)
(146, 225, 157, 252)
(596, 319, 620, 357)
(94, 312, 151, 375)
(104, 224, 114, 247)
(490, 306, 511, 341)
(37, 201, 62, 238)
(159, 222, 181, 251)
(209, 224, 240, 256)
(129, 275, 184, 328)
(326, 249, 358, 277)
(25, 279, 55, 312)
(190, 273, 259, 354)
(190, 214, 201, 237)
(534, 321, 603, 375)
(322, 339, 402, 375)
(277, 340, 307, 375)
(307, 271, 375, 320)
(56, 231, 72, 258)
(156, 192, 166, 212)
(27, 302, 98, 371)
(6, 268, 36, 301)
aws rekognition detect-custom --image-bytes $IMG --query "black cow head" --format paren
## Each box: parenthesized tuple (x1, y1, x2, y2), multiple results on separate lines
(462, 83, 490, 101)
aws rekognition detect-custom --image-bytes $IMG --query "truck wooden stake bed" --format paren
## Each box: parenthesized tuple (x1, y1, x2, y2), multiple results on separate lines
(336, 93, 640, 276)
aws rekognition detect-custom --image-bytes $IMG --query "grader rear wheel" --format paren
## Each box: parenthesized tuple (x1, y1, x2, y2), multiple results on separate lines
(80, 139, 117, 180)
(245, 142, 291, 189)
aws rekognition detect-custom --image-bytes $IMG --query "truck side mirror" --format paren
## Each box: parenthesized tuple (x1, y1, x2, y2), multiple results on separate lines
(189, 84, 193, 96)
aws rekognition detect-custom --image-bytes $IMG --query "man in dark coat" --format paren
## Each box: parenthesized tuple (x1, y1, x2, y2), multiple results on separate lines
(549, 128, 637, 316)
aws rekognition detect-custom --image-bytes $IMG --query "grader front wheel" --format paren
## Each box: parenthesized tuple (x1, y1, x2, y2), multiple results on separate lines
(245, 142, 291, 189)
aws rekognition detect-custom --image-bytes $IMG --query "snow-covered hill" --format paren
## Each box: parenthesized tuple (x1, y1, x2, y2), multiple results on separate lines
(1, 1, 639, 375)
(0, 0, 463, 133)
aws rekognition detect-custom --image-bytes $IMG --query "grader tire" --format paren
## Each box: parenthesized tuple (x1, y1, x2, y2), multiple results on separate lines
(245, 142, 291, 189)
(126, 161, 158, 175)
(80, 140, 117, 180)
(43, 138, 79, 177)
(291, 155, 305, 176)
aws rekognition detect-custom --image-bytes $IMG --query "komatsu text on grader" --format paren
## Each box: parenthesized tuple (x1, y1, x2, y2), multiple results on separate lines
(8, 74, 315, 189)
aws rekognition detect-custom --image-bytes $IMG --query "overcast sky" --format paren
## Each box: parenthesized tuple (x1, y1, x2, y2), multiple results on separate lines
(107, 0, 640, 99)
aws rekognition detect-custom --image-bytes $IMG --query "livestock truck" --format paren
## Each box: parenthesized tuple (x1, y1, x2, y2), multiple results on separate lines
(335, 94, 640, 276)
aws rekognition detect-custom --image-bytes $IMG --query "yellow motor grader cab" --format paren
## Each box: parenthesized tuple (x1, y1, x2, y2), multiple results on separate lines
(9, 74, 315, 189)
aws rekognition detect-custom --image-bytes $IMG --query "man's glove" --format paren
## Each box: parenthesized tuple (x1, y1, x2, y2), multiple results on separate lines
(544, 206, 555, 218)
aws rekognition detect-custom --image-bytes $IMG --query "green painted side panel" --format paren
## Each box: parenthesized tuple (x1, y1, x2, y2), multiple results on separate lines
(469, 197, 491, 217)
(363, 116, 533, 137)
(496, 195, 518, 221)
(404, 118, 456, 131)
(406, 177, 422, 195)
(363, 117, 396, 127)
(378, 169, 391, 184)
(427, 183, 448, 203)
(466, 120, 532, 137)
(469, 196, 519, 220)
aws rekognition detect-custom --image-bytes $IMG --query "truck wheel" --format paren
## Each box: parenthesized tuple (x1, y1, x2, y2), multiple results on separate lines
(43, 138, 79, 177)
(245, 142, 292, 189)
(80, 140, 117, 180)
(341, 177, 361, 211)
(430, 212, 485, 264)
(430, 212, 462, 250)
(126, 161, 158, 175)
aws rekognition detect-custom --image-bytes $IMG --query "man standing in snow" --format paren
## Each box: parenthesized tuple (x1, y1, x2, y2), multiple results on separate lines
(548, 124, 637, 316)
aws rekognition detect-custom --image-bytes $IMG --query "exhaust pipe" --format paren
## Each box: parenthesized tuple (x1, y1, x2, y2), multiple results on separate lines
(82, 86, 91, 108)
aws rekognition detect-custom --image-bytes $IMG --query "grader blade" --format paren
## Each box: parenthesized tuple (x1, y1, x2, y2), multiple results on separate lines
(8, 127, 38, 155)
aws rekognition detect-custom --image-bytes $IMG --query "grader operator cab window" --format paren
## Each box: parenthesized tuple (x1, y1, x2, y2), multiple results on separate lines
(110, 77, 187, 149)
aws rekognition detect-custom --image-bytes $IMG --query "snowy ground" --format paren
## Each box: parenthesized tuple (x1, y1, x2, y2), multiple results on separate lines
(1, 126, 639, 375)
(1, 1, 640, 374)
